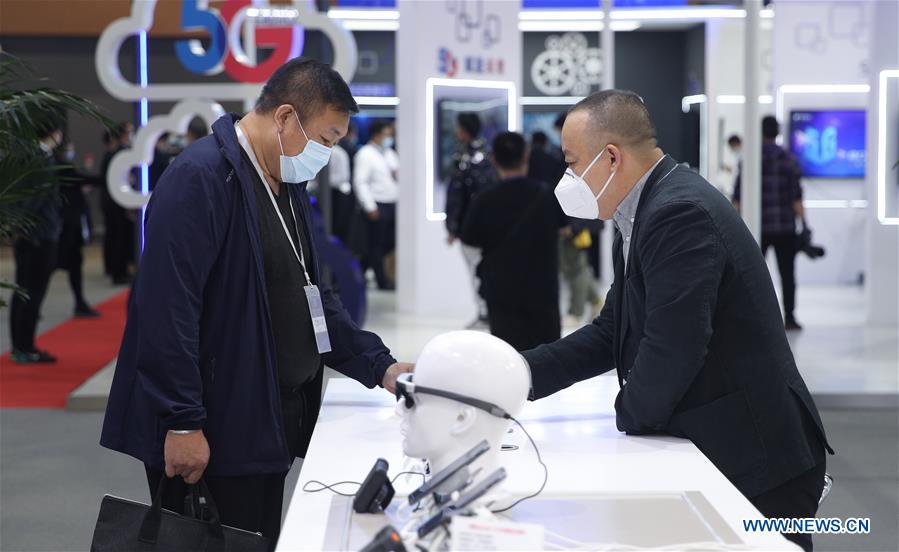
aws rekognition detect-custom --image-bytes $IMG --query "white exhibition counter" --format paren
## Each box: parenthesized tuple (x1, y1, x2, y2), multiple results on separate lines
(277, 375, 795, 551)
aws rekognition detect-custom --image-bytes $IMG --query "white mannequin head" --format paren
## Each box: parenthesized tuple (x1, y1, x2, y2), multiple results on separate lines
(397, 331, 530, 484)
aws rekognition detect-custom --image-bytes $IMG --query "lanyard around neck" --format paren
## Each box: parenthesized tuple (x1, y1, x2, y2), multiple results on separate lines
(235, 121, 312, 284)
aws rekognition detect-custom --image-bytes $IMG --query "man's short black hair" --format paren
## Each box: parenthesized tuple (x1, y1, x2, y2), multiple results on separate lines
(187, 117, 208, 140)
(554, 112, 567, 130)
(531, 131, 549, 147)
(492, 131, 527, 170)
(369, 119, 392, 138)
(762, 116, 780, 140)
(102, 128, 118, 145)
(727, 134, 742, 147)
(255, 58, 359, 120)
(457, 112, 481, 138)
(570, 89, 657, 147)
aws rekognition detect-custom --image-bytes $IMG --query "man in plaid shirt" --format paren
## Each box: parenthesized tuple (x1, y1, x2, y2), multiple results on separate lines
(733, 116, 807, 331)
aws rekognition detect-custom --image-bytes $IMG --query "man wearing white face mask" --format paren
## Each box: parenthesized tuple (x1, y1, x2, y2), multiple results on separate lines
(525, 90, 833, 552)
(100, 59, 412, 548)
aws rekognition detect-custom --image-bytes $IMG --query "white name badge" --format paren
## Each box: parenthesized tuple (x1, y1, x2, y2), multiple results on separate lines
(304, 284, 332, 354)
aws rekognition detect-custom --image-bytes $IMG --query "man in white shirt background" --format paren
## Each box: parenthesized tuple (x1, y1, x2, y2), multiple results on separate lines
(353, 120, 399, 290)
(327, 140, 355, 245)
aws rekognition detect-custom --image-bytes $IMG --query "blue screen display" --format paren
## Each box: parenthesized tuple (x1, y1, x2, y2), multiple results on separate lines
(789, 110, 866, 179)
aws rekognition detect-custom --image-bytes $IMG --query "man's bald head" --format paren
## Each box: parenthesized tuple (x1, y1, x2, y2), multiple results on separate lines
(569, 90, 657, 150)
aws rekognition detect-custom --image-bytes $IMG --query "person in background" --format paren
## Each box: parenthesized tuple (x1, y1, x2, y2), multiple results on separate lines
(733, 116, 805, 331)
(100, 122, 136, 285)
(528, 129, 603, 327)
(721, 134, 743, 175)
(527, 130, 565, 185)
(55, 140, 101, 318)
(119, 121, 135, 148)
(186, 117, 209, 145)
(353, 119, 398, 290)
(445, 112, 496, 329)
(148, 132, 173, 192)
(328, 139, 354, 244)
(99, 127, 119, 280)
(337, 122, 365, 257)
(461, 132, 566, 351)
(558, 219, 603, 326)
(9, 121, 64, 364)
(339, 120, 360, 167)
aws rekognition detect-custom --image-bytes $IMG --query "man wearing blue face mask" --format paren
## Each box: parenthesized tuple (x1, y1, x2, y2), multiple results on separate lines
(100, 58, 412, 548)
(525, 90, 833, 552)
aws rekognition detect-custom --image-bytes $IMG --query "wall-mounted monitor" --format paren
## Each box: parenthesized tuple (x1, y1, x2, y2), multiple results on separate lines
(523, 111, 565, 147)
(789, 109, 866, 179)
(425, 79, 516, 221)
(436, 98, 509, 182)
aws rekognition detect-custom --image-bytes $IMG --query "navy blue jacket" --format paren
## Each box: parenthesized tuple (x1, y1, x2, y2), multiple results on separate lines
(524, 156, 833, 499)
(100, 114, 396, 476)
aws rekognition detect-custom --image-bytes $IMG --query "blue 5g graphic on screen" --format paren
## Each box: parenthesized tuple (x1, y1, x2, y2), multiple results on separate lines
(801, 126, 838, 166)
(789, 110, 866, 179)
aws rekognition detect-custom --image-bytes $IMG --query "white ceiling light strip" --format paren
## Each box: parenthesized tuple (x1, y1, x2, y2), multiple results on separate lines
(329, 7, 775, 32)
(354, 96, 399, 106)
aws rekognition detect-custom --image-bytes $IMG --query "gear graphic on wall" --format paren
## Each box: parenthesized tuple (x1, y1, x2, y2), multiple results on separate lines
(531, 32, 602, 96)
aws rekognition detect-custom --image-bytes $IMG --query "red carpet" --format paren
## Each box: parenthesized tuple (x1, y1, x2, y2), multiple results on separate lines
(0, 291, 129, 408)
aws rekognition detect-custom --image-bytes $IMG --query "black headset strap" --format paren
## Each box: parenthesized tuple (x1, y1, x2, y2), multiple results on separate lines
(413, 384, 509, 419)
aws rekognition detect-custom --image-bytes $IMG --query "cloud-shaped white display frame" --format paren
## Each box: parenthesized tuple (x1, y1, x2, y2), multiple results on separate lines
(95, 0, 358, 101)
(107, 100, 226, 209)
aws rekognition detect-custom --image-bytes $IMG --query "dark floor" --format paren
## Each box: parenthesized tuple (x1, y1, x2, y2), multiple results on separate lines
(0, 407, 896, 552)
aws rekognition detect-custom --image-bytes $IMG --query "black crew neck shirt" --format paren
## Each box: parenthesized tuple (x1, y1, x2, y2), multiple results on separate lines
(243, 149, 321, 388)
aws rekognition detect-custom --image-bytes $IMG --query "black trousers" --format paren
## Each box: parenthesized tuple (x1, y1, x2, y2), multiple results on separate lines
(761, 233, 797, 321)
(750, 461, 826, 552)
(102, 202, 134, 279)
(330, 190, 357, 245)
(9, 239, 57, 352)
(57, 218, 89, 309)
(487, 303, 560, 351)
(144, 388, 306, 550)
(364, 201, 396, 289)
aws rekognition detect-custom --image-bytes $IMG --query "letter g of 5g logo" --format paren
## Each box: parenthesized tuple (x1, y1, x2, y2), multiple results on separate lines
(176, 0, 305, 83)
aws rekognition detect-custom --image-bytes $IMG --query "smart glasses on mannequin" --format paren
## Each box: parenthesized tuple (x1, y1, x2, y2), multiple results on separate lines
(394, 373, 511, 419)
(395, 372, 547, 515)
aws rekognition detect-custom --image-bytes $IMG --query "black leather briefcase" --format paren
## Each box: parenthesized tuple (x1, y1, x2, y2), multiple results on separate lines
(90, 478, 269, 552)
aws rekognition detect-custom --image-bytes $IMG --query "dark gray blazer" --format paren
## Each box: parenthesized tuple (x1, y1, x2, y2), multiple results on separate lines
(523, 155, 833, 498)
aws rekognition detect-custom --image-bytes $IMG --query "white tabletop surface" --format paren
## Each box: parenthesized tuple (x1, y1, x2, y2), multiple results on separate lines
(277, 375, 795, 551)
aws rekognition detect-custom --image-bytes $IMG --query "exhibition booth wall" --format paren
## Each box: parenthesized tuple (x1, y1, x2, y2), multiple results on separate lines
(2, 0, 895, 322)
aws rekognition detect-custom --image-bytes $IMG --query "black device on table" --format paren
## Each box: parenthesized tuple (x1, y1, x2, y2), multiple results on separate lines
(353, 458, 396, 514)
(360, 525, 407, 552)
(416, 467, 508, 539)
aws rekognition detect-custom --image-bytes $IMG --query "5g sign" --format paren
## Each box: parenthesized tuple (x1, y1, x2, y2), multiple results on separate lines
(176, 0, 304, 83)
(96, 0, 357, 209)
(96, 0, 357, 102)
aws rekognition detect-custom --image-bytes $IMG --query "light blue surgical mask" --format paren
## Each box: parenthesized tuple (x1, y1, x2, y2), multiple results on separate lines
(382, 136, 395, 149)
(278, 112, 332, 184)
